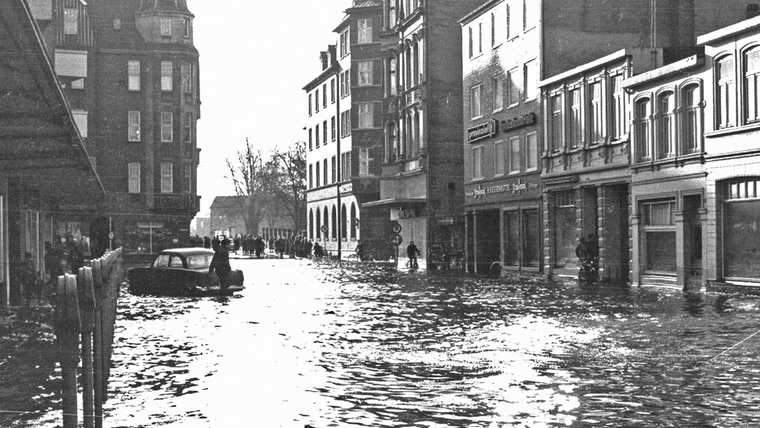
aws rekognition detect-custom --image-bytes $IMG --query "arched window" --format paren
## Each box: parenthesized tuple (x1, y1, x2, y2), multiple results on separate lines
(323, 206, 329, 239)
(386, 121, 398, 162)
(634, 98, 651, 161)
(309, 209, 314, 240)
(412, 38, 419, 86)
(681, 84, 702, 155)
(413, 109, 421, 154)
(341, 204, 348, 239)
(350, 203, 358, 239)
(331, 205, 338, 239)
(716, 55, 735, 128)
(745, 48, 760, 123)
(655, 91, 675, 159)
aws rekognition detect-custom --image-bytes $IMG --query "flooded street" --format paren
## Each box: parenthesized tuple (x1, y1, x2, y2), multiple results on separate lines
(21, 258, 760, 427)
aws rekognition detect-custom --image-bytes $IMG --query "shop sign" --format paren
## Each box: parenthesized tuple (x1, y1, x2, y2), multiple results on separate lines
(154, 195, 199, 210)
(390, 207, 418, 220)
(467, 119, 498, 143)
(500, 112, 536, 132)
(466, 178, 539, 199)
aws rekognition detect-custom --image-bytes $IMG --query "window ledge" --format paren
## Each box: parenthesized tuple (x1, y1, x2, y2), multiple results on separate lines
(705, 121, 760, 138)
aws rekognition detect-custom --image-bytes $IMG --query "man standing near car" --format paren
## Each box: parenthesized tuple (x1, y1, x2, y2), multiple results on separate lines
(209, 238, 231, 295)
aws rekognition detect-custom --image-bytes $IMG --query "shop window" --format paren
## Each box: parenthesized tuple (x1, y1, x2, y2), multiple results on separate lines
(554, 191, 576, 268)
(504, 211, 519, 266)
(723, 179, 760, 279)
(641, 199, 676, 273)
(523, 209, 540, 267)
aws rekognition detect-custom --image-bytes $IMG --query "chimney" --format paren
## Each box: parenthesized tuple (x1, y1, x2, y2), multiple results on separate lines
(747, 3, 760, 19)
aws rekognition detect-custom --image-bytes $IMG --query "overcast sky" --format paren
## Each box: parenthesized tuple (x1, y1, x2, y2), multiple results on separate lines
(187, 0, 349, 216)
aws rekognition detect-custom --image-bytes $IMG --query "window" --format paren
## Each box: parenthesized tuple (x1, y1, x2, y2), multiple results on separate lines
(350, 203, 358, 239)
(388, 0, 397, 27)
(128, 111, 141, 142)
(717, 56, 736, 128)
(308, 94, 312, 116)
(331, 117, 336, 141)
(184, 18, 192, 37)
(331, 79, 336, 103)
(569, 88, 582, 147)
(184, 162, 192, 194)
(493, 77, 504, 111)
(611, 74, 626, 139)
(184, 112, 192, 144)
(550, 94, 563, 151)
(308, 164, 313, 189)
(323, 159, 328, 186)
(161, 162, 173, 193)
(359, 148, 372, 176)
(315, 89, 320, 113)
(682, 85, 701, 154)
(181, 63, 193, 94)
(342, 152, 351, 180)
(358, 61, 373, 86)
(494, 140, 505, 175)
(323, 120, 328, 145)
(472, 146, 483, 180)
(641, 199, 677, 273)
(161, 112, 173, 142)
(332, 205, 337, 239)
(470, 84, 483, 119)
(308, 128, 313, 150)
(524, 60, 537, 100)
(128, 60, 140, 91)
(341, 110, 352, 136)
(509, 136, 520, 173)
(71, 78, 84, 89)
(745, 49, 760, 123)
(589, 81, 603, 143)
(723, 179, 760, 278)
(160, 17, 172, 37)
(389, 57, 398, 96)
(322, 84, 327, 108)
(526, 132, 538, 170)
(491, 12, 498, 47)
(113, 18, 122, 30)
(523, 0, 536, 30)
(316, 123, 320, 147)
(468, 27, 474, 59)
(331, 156, 336, 183)
(358, 18, 373, 43)
(478, 22, 483, 55)
(161, 61, 173, 92)
(507, 68, 520, 106)
(634, 98, 651, 161)
(358, 103, 373, 128)
(506, 4, 512, 39)
(64, 8, 78, 35)
(340, 29, 350, 57)
(316, 162, 321, 187)
(128, 163, 141, 193)
(655, 92, 675, 159)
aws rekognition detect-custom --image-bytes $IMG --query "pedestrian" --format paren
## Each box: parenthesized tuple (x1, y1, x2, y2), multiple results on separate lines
(355, 240, 364, 261)
(67, 237, 84, 274)
(209, 238, 232, 295)
(406, 241, 420, 269)
(203, 236, 211, 249)
(21, 252, 40, 306)
(313, 241, 323, 259)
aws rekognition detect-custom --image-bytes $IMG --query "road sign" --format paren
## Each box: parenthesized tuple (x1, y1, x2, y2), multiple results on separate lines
(390, 233, 403, 246)
(391, 222, 402, 233)
(321, 225, 328, 234)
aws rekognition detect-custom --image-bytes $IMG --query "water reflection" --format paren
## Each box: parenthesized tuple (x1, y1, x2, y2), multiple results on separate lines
(16, 260, 760, 427)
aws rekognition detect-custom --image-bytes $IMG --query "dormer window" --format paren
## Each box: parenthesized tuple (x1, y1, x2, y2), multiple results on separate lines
(183, 18, 192, 37)
(160, 17, 172, 37)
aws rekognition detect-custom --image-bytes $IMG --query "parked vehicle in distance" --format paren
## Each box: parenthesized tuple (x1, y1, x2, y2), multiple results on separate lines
(127, 248, 244, 296)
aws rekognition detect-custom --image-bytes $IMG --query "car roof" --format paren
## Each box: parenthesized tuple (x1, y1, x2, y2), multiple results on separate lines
(158, 247, 214, 256)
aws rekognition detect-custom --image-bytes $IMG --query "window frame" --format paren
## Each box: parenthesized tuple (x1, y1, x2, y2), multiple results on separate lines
(128, 111, 141, 142)
(716, 55, 736, 129)
(160, 162, 173, 194)
(128, 162, 141, 194)
(161, 61, 173, 92)
(508, 135, 521, 174)
(470, 83, 483, 119)
(358, 18, 373, 44)
(358, 60, 374, 86)
(161, 111, 173, 143)
(128, 60, 140, 91)
(471, 145, 484, 180)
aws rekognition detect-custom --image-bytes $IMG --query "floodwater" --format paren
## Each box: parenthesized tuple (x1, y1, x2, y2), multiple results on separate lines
(15, 258, 760, 427)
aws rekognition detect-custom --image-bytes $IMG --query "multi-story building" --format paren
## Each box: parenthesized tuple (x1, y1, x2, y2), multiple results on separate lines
(1, 0, 103, 305)
(366, 0, 484, 268)
(28, 0, 202, 255)
(208, 196, 295, 240)
(624, 12, 760, 290)
(460, 0, 752, 278)
(304, 1, 384, 257)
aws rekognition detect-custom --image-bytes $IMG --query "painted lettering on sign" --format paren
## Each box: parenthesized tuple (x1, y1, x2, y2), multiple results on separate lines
(468, 178, 539, 199)
(500, 112, 536, 132)
(467, 119, 498, 143)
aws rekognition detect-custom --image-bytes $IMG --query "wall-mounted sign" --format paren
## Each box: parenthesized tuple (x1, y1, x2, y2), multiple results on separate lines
(154, 195, 199, 211)
(501, 112, 536, 132)
(467, 119, 498, 143)
(466, 178, 540, 199)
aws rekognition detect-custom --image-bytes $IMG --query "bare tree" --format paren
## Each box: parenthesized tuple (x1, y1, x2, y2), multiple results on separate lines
(226, 138, 269, 236)
(270, 141, 307, 233)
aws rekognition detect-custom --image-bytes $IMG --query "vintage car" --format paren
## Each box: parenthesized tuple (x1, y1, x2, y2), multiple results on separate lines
(127, 248, 244, 296)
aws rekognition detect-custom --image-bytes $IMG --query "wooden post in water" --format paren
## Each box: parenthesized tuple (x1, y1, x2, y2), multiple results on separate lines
(91, 259, 104, 428)
(54, 274, 81, 428)
(78, 267, 96, 428)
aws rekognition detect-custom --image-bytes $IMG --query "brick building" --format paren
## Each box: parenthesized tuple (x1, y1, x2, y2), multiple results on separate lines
(364, 0, 485, 268)
(28, 0, 202, 255)
(304, 1, 385, 257)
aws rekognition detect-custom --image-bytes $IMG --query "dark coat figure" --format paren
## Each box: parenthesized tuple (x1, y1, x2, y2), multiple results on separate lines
(203, 236, 211, 249)
(406, 241, 420, 269)
(233, 235, 241, 254)
(44, 241, 64, 286)
(355, 241, 364, 261)
(67, 239, 84, 273)
(211, 236, 221, 250)
(275, 238, 285, 258)
(209, 239, 232, 294)
(254, 237, 265, 258)
(313, 242, 324, 259)
(22, 252, 40, 305)
(305, 240, 313, 258)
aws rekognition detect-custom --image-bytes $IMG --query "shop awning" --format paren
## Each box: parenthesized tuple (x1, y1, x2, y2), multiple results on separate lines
(0, 0, 104, 203)
(362, 197, 428, 208)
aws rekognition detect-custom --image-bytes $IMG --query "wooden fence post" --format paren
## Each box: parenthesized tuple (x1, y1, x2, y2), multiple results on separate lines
(78, 267, 95, 428)
(54, 274, 80, 428)
(91, 259, 104, 428)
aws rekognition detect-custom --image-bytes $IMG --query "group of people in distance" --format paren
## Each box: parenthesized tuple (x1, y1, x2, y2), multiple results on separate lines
(19, 236, 88, 306)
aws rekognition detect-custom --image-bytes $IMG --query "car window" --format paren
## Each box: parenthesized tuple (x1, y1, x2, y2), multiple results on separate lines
(169, 255, 185, 268)
(186, 254, 213, 270)
(153, 254, 170, 268)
